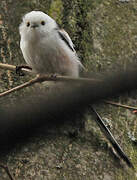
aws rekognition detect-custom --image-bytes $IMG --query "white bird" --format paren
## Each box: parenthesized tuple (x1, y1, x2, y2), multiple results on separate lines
(19, 11, 84, 77)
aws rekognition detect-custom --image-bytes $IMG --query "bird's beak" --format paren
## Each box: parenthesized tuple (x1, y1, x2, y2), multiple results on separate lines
(31, 24, 39, 28)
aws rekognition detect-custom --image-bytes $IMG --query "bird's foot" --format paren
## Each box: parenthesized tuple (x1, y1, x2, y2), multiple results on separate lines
(50, 73, 57, 80)
(16, 65, 32, 76)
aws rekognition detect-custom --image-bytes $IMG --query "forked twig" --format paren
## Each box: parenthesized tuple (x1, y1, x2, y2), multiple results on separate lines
(0, 62, 101, 98)
(0, 74, 99, 97)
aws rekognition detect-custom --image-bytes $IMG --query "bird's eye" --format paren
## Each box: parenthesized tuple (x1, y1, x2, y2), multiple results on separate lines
(26, 22, 30, 27)
(41, 21, 45, 25)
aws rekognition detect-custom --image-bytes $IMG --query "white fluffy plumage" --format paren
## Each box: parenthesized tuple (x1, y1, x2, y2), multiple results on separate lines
(19, 11, 84, 77)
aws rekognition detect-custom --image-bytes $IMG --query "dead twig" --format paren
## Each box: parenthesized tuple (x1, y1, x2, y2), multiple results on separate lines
(103, 100, 137, 110)
(0, 164, 15, 180)
(0, 76, 38, 97)
(90, 106, 134, 168)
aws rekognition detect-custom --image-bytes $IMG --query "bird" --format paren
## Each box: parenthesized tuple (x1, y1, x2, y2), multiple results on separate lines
(19, 11, 84, 77)
(18, 11, 134, 168)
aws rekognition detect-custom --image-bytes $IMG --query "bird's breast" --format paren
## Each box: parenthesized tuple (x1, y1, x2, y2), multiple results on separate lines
(21, 37, 78, 76)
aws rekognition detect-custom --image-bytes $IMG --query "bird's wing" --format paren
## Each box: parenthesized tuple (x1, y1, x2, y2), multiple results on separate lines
(58, 29, 86, 71)
(58, 29, 75, 52)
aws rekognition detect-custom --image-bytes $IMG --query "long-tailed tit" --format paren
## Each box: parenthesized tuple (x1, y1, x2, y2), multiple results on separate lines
(19, 11, 84, 77)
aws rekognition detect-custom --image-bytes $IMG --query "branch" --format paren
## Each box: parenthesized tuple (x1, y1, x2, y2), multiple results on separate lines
(91, 106, 134, 168)
(0, 73, 100, 97)
(0, 63, 100, 83)
(103, 100, 137, 110)
(0, 63, 32, 74)
(0, 76, 38, 97)
(1, 63, 137, 112)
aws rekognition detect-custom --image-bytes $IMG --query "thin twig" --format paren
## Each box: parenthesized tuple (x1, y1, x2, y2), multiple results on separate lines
(0, 164, 15, 180)
(90, 106, 134, 168)
(103, 100, 137, 110)
(0, 76, 38, 97)
(0, 63, 32, 74)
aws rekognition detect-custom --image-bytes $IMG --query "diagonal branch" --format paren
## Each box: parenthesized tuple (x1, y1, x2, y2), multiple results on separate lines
(0, 76, 39, 97)
(103, 100, 137, 110)
(91, 106, 134, 168)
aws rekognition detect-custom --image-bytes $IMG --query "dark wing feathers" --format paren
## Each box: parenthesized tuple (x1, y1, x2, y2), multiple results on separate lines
(58, 29, 75, 52)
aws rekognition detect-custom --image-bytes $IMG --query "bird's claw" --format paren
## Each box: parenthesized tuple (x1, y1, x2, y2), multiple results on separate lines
(16, 65, 32, 76)
(50, 74, 57, 79)
(16, 66, 25, 76)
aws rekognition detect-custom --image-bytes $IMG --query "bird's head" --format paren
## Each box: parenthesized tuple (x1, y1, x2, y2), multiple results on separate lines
(19, 11, 57, 41)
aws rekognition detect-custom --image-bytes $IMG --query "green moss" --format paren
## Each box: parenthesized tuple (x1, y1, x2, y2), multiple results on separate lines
(48, 0, 63, 24)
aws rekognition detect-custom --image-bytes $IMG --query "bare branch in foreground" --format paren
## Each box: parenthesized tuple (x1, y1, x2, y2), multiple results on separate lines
(1, 66, 137, 167)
